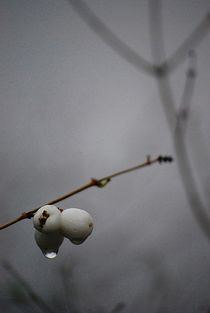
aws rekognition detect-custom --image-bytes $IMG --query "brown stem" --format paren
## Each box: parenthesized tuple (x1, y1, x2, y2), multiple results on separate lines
(0, 155, 173, 230)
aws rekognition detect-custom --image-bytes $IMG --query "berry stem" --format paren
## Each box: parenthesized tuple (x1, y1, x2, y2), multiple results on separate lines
(0, 155, 173, 230)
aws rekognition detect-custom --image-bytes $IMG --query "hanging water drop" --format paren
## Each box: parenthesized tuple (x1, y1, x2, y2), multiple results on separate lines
(44, 251, 58, 259)
(34, 230, 64, 258)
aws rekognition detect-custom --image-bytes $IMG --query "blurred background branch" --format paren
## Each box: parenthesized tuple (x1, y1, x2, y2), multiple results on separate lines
(175, 50, 197, 134)
(2, 261, 56, 313)
(68, 0, 155, 76)
(1, 1, 210, 312)
(166, 12, 210, 73)
(148, 0, 210, 240)
(67, 0, 210, 240)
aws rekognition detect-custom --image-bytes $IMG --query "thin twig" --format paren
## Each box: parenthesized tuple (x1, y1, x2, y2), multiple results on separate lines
(68, 0, 155, 76)
(0, 155, 172, 230)
(175, 50, 197, 134)
(148, 1, 210, 240)
(157, 72, 210, 240)
(59, 262, 78, 313)
(148, 0, 166, 65)
(166, 12, 210, 73)
(148, 0, 177, 129)
(2, 261, 56, 313)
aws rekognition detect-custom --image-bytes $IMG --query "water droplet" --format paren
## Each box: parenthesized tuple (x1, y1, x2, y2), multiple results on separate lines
(43, 251, 57, 259)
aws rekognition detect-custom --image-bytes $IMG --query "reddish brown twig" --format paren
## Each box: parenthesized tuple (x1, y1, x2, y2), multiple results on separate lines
(0, 155, 173, 230)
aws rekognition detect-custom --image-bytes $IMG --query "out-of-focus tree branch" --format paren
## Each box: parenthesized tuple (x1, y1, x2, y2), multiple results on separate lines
(2, 261, 56, 313)
(68, 0, 210, 77)
(148, 0, 210, 240)
(175, 51, 197, 134)
(66, 0, 210, 240)
(148, 0, 176, 129)
(68, 0, 155, 76)
(166, 12, 210, 73)
(109, 302, 126, 313)
(148, 0, 166, 65)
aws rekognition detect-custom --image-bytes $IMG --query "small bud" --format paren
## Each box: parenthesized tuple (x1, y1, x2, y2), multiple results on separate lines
(34, 230, 64, 258)
(60, 208, 94, 245)
(33, 205, 61, 233)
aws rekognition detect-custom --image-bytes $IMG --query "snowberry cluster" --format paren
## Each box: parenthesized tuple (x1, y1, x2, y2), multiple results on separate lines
(33, 205, 94, 258)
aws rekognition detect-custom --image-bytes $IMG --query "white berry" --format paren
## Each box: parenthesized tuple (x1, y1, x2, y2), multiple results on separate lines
(60, 208, 94, 244)
(33, 205, 61, 233)
(34, 230, 64, 258)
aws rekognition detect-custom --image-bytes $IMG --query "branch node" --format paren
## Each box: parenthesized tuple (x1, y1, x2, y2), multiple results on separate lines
(91, 177, 111, 188)
(21, 212, 33, 220)
(146, 155, 151, 164)
(153, 63, 168, 77)
(187, 68, 196, 78)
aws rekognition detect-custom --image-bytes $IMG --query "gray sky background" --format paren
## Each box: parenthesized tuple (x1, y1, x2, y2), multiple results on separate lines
(1, 1, 210, 312)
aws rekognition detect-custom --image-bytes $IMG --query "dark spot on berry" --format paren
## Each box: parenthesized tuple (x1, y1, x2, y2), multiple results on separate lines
(39, 210, 50, 228)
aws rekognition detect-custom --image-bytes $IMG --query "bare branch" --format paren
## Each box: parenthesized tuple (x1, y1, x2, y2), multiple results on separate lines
(2, 261, 56, 313)
(174, 125, 210, 240)
(148, 0, 177, 128)
(175, 50, 197, 134)
(149, 1, 210, 241)
(155, 67, 210, 241)
(148, 0, 166, 65)
(68, 0, 155, 76)
(159, 74, 210, 240)
(0, 155, 173, 230)
(166, 12, 210, 73)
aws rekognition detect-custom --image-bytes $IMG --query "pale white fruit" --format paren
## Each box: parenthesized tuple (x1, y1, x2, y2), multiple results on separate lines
(34, 230, 64, 258)
(60, 208, 94, 244)
(33, 205, 61, 233)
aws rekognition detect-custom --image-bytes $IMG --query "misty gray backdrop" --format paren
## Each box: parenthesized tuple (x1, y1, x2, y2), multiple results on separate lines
(1, 1, 210, 312)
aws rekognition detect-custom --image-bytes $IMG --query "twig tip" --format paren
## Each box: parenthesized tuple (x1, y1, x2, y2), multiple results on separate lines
(158, 155, 173, 164)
